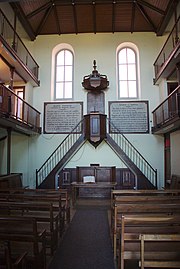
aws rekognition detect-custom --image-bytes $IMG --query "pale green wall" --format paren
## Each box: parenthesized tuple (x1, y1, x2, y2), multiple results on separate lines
(28, 33, 164, 188)
(0, 3, 168, 188)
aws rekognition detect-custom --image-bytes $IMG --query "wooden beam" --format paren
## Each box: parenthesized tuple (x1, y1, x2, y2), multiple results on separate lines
(92, 1, 96, 34)
(10, 3, 36, 41)
(53, 4, 61, 35)
(72, 2, 78, 35)
(36, 5, 53, 35)
(136, 2, 156, 32)
(156, 0, 179, 36)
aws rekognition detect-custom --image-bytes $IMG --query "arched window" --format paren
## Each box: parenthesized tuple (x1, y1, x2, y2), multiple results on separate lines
(55, 49, 73, 99)
(117, 46, 139, 98)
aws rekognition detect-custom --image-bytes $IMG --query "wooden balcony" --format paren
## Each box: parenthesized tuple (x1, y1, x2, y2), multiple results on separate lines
(0, 84, 41, 135)
(153, 16, 180, 85)
(0, 9, 39, 86)
(152, 85, 180, 134)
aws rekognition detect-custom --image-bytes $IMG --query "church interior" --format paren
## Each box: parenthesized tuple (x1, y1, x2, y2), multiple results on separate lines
(0, 0, 180, 268)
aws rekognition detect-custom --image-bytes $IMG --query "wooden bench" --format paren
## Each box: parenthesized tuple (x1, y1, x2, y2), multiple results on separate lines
(0, 216, 46, 269)
(0, 189, 66, 237)
(111, 195, 180, 231)
(112, 202, 180, 259)
(139, 233, 180, 268)
(0, 201, 59, 255)
(0, 240, 27, 269)
(0, 187, 71, 224)
(111, 189, 180, 205)
(118, 215, 180, 269)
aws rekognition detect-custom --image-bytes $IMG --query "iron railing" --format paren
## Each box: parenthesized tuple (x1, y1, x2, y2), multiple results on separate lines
(154, 16, 180, 83)
(0, 9, 39, 80)
(36, 119, 84, 187)
(107, 118, 157, 187)
(36, 115, 157, 188)
(152, 85, 180, 129)
(0, 84, 41, 132)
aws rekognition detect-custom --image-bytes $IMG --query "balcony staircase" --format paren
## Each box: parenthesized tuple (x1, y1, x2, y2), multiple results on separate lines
(36, 116, 157, 189)
(106, 119, 157, 189)
(36, 120, 86, 188)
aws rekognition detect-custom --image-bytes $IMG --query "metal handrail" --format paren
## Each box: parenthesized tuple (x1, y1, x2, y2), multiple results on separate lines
(0, 9, 39, 79)
(154, 16, 180, 82)
(36, 115, 157, 188)
(107, 117, 157, 187)
(0, 84, 41, 131)
(152, 85, 180, 128)
(36, 119, 84, 187)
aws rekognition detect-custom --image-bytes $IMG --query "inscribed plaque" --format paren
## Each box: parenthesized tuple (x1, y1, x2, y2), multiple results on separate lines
(109, 101, 149, 133)
(44, 102, 83, 134)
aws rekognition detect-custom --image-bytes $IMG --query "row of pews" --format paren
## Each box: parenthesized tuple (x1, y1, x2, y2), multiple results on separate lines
(111, 189, 180, 269)
(0, 187, 71, 269)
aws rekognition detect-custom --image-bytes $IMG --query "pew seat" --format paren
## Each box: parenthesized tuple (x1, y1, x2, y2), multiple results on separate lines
(139, 234, 180, 268)
(118, 215, 180, 269)
(0, 216, 46, 269)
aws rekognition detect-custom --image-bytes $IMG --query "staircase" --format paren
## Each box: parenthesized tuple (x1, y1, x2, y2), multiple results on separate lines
(106, 118, 157, 189)
(36, 116, 157, 189)
(36, 120, 86, 188)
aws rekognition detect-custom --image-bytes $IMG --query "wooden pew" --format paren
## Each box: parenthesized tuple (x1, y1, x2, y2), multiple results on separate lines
(111, 189, 180, 206)
(0, 201, 59, 255)
(139, 233, 180, 268)
(0, 190, 66, 237)
(118, 215, 180, 269)
(0, 187, 71, 224)
(0, 216, 46, 269)
(111, 195, 180, 231)
(0, 240, 27, 269)
(112, 202, 180, 259)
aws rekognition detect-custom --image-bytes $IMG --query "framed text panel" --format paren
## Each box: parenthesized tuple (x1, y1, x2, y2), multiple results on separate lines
(44, 102, 83, 134)
(109, 101, 149, 134)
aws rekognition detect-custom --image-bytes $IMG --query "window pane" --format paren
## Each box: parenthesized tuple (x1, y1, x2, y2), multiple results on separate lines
(119, 81, 128, 98)
(65, 50, 73, 65)
(55, 49, 73, 99)
(119, 65, 127, 80)
(127, 48, 135, 63)
(128, 81, 137, 97)
(56, 66, 64, 82)
(64, 82, 72, 98)
(56, 83, 64, 99)
(65, 66, 72, 81)
(118, 48, 127, 63)
(118, 46, 138, 98)
(128, 64, 136, 80)
(57, 51, 64, 65)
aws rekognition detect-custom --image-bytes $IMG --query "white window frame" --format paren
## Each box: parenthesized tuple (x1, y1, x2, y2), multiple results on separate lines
(117, 42, 140, 99)
(51, 44, 74, 101)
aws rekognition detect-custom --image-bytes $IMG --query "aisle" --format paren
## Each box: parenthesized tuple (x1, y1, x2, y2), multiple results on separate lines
(48, 203, 116, 269)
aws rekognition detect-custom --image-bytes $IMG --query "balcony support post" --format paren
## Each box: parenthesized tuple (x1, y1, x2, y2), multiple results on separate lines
(7, 128, 11, 174)
(176, 62, 180, 85)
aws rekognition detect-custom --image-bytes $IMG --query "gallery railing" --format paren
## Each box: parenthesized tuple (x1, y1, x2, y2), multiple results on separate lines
(0, 84, 41, 132)
(154, 16, 180, 83)
(152, 85, 180, 129)
(0, 9, 39, 80)
(36, 120, 84, 187)
(107, 118, 157, 188)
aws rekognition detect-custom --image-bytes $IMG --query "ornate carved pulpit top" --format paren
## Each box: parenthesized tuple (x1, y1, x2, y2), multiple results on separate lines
(82, 60, 109, 91)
